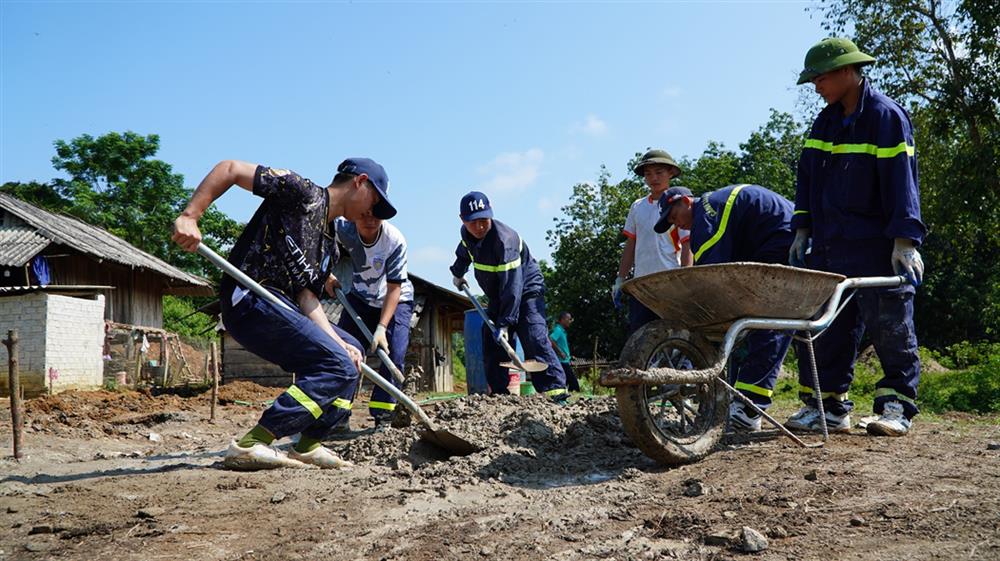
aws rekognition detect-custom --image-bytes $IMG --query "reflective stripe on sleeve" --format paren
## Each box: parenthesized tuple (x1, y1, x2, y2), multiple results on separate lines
(735, 381, 774, 398)
(693, 185, 748, 263)
(804, 138, 915, 158)
(286, 385, 323, 419)
(793, 210, 809, 215)
(332, 398, 353, 410)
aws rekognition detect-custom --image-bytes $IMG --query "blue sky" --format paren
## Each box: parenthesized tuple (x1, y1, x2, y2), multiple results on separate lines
(1, 1, 827, 290)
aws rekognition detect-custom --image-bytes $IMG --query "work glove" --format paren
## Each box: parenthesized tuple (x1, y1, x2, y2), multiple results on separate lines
(371, 324, 389, 354)
(611, 277, 624, 310)
(789, 228, 810, 268)
(495, 328, 509, 347)
(891, 238, 924, 286)
(452, 275, 468, 291)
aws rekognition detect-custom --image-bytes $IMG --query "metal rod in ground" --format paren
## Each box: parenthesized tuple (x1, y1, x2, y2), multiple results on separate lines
(800, 332, 830, 441)
(719, 377, 820, 448)
(3, 329, 24, 459)
(210, 341, 219, 422)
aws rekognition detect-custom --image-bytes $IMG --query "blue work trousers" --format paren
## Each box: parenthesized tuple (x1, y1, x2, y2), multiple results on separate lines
(627, 297, 659, 337)
(483, 293, 567, 396)
(798, 244, 921, 418)
(335, 292, 413, 421)
(221, 285, 361, 440)
(732, 330, 793, 407)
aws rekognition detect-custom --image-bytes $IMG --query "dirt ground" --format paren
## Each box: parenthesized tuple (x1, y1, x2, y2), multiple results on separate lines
(1, 385, 999, 561)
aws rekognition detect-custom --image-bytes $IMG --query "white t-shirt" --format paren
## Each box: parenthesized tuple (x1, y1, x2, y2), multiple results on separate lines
(623, 195, 690, 278)
(335, 219, 414, 308)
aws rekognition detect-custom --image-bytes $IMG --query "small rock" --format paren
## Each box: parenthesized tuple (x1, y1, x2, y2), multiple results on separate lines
(28, 525, 53, 535)
(741, 526, 768, 553)
(722, 510, 737, 519)
(148, 432, 162, 442)
(25, 542, 51, 553)
(987, 442, 1000, 451)
(682, 479, 706, 497)
(270, 492, 286, 504)
(621, 529, 635, 541)
(6, 506, 17, 514)
(136, 507, 165, 519)
(704, 532, 733, 546)
(767, 526, 788, 539)
(804, 469, 818, 481)
(849, 515, 866, 527)
(479, 546, 494, 556)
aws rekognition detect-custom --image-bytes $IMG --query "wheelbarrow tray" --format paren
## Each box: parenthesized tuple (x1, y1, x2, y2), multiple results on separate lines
(623, 263, 845, 335)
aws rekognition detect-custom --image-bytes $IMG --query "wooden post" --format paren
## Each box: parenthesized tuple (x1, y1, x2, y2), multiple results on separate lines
(161, 334, 170, 387)
(133, 339, 143, 385)
(203, 353, 210, 384)
(3, 330, 24, 459)
(210, 341, 219, 421)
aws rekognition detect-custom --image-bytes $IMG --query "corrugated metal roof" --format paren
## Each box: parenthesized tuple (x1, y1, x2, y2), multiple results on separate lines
(0, 227, 50, 266)
(0, 193, 211, 289)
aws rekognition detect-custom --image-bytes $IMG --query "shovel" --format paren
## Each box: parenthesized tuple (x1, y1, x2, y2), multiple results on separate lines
(458, 283, 548, 373)
(196, 243, 479, 456)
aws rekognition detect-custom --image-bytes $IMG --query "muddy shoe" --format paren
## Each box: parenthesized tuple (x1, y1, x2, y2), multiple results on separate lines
(785, 406, 850, 433)
(728, 402, 762, 432)
(222, 441, 310, 471)
(865, 402, 911, 437)
(289, 446, 353, 469)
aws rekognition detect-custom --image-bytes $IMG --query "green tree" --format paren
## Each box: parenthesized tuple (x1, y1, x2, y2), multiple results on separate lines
(816, 0, 1000, 343)
(0, 181, 72, 212)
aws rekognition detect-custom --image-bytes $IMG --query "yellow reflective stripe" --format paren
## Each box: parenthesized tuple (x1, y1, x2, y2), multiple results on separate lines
(369, 401, 396, 411)
(286, 385, 323, 419)
(793, 210, 809, 215)
(332, 398, 353, 410)
(735, 381, 774, 398)
(693, 185, 747, 263)
(798, 384, 849, 401)
(544, 388, 568, 397)
(464, 238, 523, 273)
(874, 388, 915, 405)
(804, 138, 915, 158)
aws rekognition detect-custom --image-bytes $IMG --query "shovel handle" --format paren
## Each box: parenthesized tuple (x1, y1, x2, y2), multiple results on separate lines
(334, 288, 406, 385)
(459, 283, 532, 373)
(195, 243, 435, 430)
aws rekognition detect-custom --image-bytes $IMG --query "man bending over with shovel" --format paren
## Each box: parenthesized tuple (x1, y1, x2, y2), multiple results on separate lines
(173, 158, 396, 470)
(449, 191, 568, 401)
(329, 211, 414, 431)
(654, 184, 795, 432)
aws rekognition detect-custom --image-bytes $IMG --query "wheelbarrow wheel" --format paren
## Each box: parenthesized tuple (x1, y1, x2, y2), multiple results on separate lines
(616, 320, 727, 466)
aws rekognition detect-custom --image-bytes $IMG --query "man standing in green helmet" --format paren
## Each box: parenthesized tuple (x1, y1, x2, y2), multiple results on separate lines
(788, 37, 927, 437)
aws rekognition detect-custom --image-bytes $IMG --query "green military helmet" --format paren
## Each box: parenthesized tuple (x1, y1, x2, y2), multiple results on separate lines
(797, 37, 875, 85)
(634, 149, 682, 177)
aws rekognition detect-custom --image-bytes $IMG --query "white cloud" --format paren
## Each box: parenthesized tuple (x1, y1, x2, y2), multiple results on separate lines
(537, 196, 557, 211)
(661, 85, 682, 98)
(570, 114, 608, 137)
(477, 148, 544, 192)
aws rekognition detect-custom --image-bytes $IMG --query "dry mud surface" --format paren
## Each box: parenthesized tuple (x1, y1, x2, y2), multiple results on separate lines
(1, 387, 999, 561)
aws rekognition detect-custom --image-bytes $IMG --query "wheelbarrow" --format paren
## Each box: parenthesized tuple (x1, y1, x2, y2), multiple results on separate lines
(600, 262, 906, 466)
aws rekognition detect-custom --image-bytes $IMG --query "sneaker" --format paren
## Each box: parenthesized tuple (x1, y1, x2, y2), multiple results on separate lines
(785, 406, 851, 433)
(728, 402, 762, 432)
(372, 417, 391, 433)
(865, 401, 911, 437)
(288, 445, 353, 469)
(222, 441, 310, 471)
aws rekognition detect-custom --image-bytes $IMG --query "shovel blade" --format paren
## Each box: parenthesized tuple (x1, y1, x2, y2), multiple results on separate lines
(419, 429, 480, 456)
(499, 359, 549, 373)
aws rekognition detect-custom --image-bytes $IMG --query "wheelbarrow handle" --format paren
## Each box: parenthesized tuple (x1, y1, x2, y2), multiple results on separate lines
(195, 243, 435, 429)
(458, 283, 530, 372)
(333, 287, 406, 385)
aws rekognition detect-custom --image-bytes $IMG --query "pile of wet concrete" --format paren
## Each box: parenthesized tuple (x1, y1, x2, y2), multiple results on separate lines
(328, 394, 655, 486)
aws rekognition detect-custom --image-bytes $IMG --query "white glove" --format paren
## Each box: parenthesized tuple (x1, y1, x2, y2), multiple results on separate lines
(611, 276, 624, 309)
(891, 238, 924, 286)
(370, 324, 389, 354)
(452, 275, 468, 291)
(789, 228, 810, 267)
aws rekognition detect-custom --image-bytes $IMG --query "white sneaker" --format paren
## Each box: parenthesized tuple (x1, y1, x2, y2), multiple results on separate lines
(288, 445, 353, 469)
(222, 441, 310, 471)
(785, 406, 851, 433)
(866, 401, 911, 437)
(728, 402, 762, 432)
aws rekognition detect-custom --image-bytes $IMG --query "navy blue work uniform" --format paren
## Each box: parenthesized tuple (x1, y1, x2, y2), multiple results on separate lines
(221, 166, 362, 441)
(450, 220, 568, 398)
(793, 80, 925, 419)
(690, 184, 795, 408)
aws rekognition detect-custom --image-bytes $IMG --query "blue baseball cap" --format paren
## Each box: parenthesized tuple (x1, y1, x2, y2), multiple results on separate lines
(338, 158, 396, 219)
(653, 186, 693, 233)
(460, 191, 494, 221)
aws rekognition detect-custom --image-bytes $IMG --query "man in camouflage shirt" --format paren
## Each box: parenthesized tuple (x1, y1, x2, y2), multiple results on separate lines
(174, 157, 395, 470)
